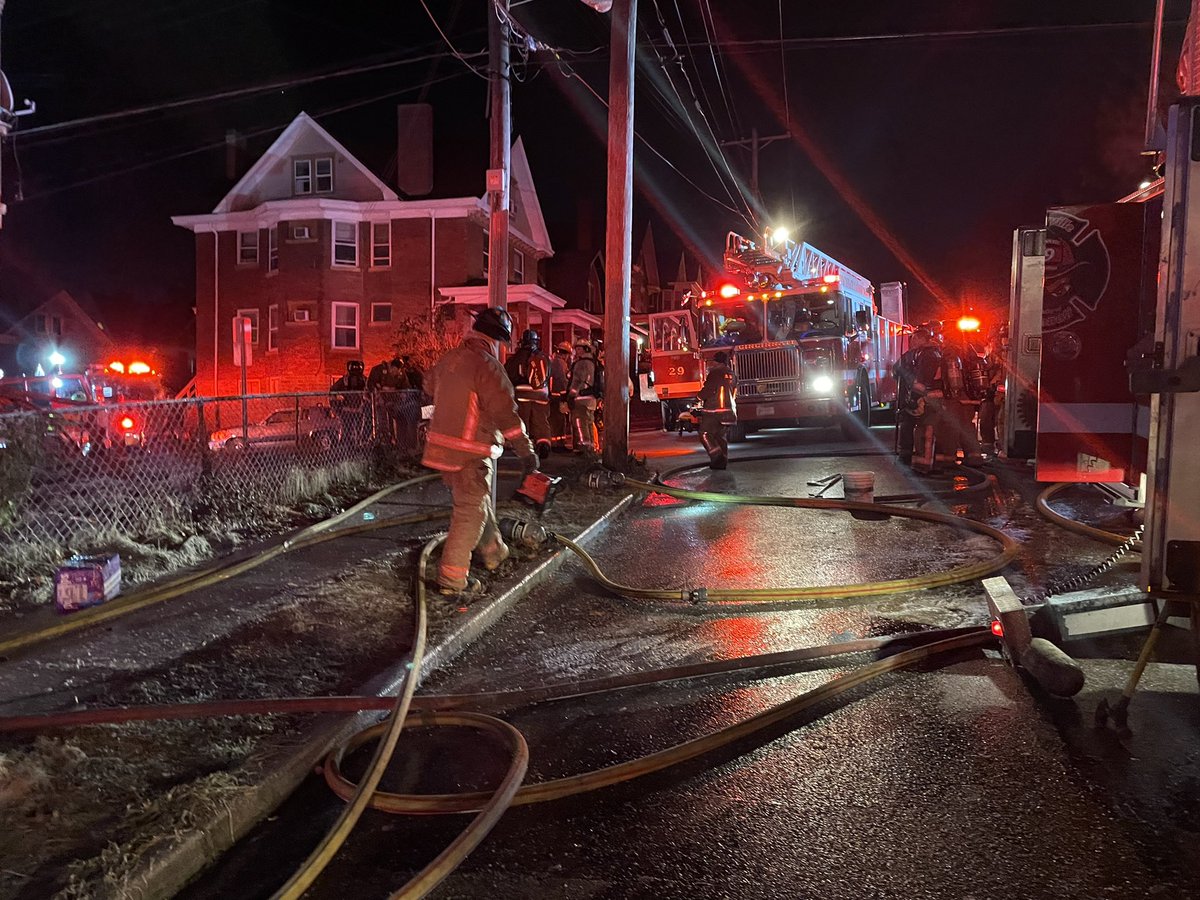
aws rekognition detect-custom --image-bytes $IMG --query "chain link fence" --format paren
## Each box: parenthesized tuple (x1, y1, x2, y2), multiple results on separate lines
(0, 390, 427, 598)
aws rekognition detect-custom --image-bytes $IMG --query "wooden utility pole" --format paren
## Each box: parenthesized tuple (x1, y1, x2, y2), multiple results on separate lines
(719, 129, 789, 204)
(602, 0, 637, 470)
(487, 0, 511, 313)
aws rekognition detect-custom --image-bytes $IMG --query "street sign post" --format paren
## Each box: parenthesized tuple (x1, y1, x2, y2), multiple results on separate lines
(232, 316, 252, 441)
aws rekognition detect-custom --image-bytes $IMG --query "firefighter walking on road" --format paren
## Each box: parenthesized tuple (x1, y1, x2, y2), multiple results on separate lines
(505, 329, 552, 459)
(909, 331, 945, 475)
(548, 341, 573, 451)
(330, 359, 368, 444)
(698, 351, 738, 470)
(422, 307, 538, 597)
(894, 327, 933, 465)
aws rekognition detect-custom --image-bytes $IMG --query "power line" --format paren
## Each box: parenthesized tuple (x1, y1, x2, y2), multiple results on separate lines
(16, 48, 484, 143)
(417, 0, 489, 81)
(18, 71, 472, 202)
(645, 0, 757, 229)
(696, 0, 741, 137)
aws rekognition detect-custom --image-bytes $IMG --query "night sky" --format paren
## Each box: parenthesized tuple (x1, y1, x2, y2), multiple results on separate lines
(0, 0, 1186, 340)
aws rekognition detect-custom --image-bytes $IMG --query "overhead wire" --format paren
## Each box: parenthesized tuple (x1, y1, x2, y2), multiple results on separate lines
(17, 71, 472, 202)
(645, 0, 758, 231)
(17, 48, 486, 143)
(417, 0, 490, 81)
(696, 0, 743, 137)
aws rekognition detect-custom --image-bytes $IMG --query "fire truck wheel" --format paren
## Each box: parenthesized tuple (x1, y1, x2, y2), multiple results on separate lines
(729, 422, 747, 443)
(840, 376, 872, 440)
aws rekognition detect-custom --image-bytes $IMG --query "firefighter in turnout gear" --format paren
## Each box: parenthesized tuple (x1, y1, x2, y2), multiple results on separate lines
(939, 336, 986, 468)
(909, 334, 945, 475)
(330, 360, 368, 444)
(568, 340, 600, 454)
(698, 351, 738, 469)
(505, 329, 552, 459)
(894, 327, 932, 464)
(422, 307, 538, 597)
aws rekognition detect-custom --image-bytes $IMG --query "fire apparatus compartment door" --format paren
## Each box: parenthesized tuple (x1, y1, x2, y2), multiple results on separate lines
(1005, 228, 1045, 459)
(648, 311, 703, 398)
(1036, 202, 1153, 483)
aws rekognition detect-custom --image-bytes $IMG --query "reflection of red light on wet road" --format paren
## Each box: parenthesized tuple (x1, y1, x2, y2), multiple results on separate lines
(701, 615, 767, 658)
(642, 492, 687, 508)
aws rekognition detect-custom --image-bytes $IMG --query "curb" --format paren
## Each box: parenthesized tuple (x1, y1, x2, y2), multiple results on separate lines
(114, 490, 635, 900)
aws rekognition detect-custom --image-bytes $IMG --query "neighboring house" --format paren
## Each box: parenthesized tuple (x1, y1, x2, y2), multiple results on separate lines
(172, 111, 595, 396)
(0, 288, 117, 377)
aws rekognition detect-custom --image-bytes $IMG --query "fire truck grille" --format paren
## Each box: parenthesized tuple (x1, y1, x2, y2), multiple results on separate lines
(733, 346, 802, 398)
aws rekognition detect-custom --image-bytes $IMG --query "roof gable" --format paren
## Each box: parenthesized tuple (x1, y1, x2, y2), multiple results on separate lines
(214, 112, 398, 213)
(505, 136, 553, 256)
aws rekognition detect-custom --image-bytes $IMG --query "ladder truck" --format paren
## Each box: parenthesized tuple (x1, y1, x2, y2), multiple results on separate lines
(647, 231, 907, 439)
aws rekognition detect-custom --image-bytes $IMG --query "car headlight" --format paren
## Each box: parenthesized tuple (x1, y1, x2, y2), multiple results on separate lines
(811, 375, 834, 394)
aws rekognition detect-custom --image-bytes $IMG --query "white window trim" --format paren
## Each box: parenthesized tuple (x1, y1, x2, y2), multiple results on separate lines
(332, 220, 359, 269)
(371, 221, 391, 269)
(370, 302, 393, 325)
(267, 304, 279, 352)
(293, 159, 312, 195)
(237, 230, 259, 266)
(483, 239, 489, 278)
(331, 302, 360, 349)
(236, 308, 260, 346)
(315, 156, 334, 193)
(513, 248, 525, 283)
(268, 225, 279, 273)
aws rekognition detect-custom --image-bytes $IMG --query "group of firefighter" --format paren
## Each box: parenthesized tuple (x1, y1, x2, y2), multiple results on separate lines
(328, 356, 426, 448)
(893, 323, 1004, 474)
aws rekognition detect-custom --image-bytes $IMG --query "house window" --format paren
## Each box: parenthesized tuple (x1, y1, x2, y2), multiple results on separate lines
(268, 225, 279, 272)
(236, 308, 260, 345)
(52, 316, 63, 336)
(34, 314, 46, 333)
(332, 302, 359, 349)
(371, 222, 391, 268)
(238, 230, 259, 265)
(315, 157, 334, 193)
(291, 224, 312, 240)
(371, 303, 392, 324)
(332, 221, 358, 267)
(512, 249, 525, 284)
(268, 304, 279, 351)
(483, 237, 489, 277)
(293, 159, 312, 195)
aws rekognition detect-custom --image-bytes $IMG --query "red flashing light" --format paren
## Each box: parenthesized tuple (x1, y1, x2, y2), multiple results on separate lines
(822, 274, 840, 284)
(108, 361, 125, 374)
(120, 416, 135, 430)
(718, 283, 740, 299)
(957, 316, 981, 333)
(128, 361, 152, 375)
(990, 619, 1004, 637)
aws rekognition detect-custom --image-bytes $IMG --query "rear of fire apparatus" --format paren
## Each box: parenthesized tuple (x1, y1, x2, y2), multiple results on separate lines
(647, 232, 906, 438)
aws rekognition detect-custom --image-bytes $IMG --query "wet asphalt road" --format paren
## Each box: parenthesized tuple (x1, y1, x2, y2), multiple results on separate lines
(181, 425, 1195, 900)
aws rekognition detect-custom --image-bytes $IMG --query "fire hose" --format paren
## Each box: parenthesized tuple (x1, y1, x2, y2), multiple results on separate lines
(1035, 482, 1143, 551)
(0, 462, 1020, 897)
(0, 474, 443, 658)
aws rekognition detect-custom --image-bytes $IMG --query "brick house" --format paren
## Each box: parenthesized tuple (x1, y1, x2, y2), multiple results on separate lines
(172, 111, 597, 396)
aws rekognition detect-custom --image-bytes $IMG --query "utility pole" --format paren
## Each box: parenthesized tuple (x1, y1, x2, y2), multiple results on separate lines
(486, 0, 511, 314)
(602, 0, 636, 470)
(0, 0, 9, 229)
(719, 128, 788, 204)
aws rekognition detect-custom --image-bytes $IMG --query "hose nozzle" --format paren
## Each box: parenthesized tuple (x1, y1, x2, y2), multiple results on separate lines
(584, 466, 626, 490)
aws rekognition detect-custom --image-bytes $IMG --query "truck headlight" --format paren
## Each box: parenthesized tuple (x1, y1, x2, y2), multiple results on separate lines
(811, 375, 834, 394)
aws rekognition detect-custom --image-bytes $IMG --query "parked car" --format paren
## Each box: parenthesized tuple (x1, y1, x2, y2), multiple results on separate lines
(208, 405, 341, 452)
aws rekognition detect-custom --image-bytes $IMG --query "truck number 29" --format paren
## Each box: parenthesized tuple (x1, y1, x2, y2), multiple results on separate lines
(667, 366, 687, 377)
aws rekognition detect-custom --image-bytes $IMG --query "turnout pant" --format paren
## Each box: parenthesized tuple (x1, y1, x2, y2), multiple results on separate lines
(548, 395, 571, 446)
(438, 458, 507, 591)
(699, 413, 730, 468)
(572, 397, 598, 452)
(911, 398, 944, 474)
(518, 399, 551, 449)
(896, 409, 917, 461)
(941, 399, 983, 465)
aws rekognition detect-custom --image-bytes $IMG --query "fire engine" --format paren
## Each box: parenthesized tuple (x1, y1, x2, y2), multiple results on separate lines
(647, 231, 907, 439)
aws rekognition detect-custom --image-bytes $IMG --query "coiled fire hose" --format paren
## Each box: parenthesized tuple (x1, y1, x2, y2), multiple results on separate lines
(567, 475, 1021, 605)
(1035, 482, 1144, 551)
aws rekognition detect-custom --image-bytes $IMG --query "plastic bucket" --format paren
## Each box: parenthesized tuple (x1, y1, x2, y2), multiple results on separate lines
(843, 471, 875, 504)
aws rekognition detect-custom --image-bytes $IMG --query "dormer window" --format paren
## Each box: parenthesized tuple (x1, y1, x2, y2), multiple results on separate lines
(315, 157, 333, 193)
(293, 157, 333, 196)
(293, 160, 312, 195)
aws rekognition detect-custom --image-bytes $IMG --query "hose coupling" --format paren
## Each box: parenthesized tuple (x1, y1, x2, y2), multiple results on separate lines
(498, 517, 549, 549)
(584, 466, 626, 490)
(683, 587, 708, 604)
